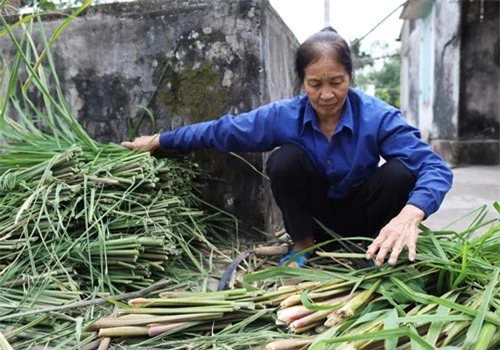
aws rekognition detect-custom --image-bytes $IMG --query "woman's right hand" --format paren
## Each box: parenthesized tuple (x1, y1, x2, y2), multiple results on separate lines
(121, 134, 160, 152)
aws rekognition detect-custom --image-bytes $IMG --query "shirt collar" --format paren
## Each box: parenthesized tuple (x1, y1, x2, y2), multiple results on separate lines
(302, 100, 317, 133)
(338, 94, 354, 133)
(301, 91, 354, 135)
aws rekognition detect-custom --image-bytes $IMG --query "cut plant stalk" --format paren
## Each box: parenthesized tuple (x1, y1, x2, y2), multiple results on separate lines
(266, 337, 316, 350)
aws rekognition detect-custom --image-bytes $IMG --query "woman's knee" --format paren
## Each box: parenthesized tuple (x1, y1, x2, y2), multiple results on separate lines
(266, 144, 311, 180)
(382, 159, 416, 191)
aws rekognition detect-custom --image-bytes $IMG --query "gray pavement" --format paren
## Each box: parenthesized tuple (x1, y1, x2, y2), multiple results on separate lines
(423, 165, 500, 232)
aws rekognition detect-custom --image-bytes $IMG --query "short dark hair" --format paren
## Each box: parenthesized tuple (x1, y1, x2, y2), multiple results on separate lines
(294, 27, 354, 94)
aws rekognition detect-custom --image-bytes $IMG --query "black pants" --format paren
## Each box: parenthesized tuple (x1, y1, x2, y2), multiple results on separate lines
(266, 144, 416, 243)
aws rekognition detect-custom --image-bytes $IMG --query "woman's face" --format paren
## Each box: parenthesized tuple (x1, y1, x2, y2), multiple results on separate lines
(303, 55, 350, 120)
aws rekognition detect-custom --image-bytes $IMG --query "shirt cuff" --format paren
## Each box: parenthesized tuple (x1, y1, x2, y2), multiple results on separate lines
(407, 192, 438, 219)
(159, 131, 176, 150)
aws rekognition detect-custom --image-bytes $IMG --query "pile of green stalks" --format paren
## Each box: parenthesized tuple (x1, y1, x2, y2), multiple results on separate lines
(1, 5, 499, 350)
(0, 143, 225, 291)
(87, 204, 499, 350)
(0, 6, 235, 349)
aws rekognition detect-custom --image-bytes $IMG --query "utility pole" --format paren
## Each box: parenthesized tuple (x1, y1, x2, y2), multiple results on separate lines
(324, 0, 330, 27)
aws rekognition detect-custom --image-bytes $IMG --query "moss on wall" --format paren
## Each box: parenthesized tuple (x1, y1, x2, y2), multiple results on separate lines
(157, 61, 231, 123)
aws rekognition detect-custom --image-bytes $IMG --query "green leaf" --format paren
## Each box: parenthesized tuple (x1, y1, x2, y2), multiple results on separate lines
(351, 309, 391, 327)
(319, 327, 435, 350)
(464, 267, 499, 347)
(452, 239, 468, 288)
(309, 325, 342, 350)
(391, 277, 500, 326)
(399, 315, 471, 323)
(300, 290, 342, 311)
(493, 201, 500, 214)
(426, 292, 459, 345)
(244, 266, 335, 284)
(39, 0, 57, 10)
(0, 14, 39, 37)
(384, 309, 399, 350)
(472, 322, 498, 350)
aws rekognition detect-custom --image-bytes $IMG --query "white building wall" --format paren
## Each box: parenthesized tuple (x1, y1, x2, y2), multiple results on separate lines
(400, 0, 461, 162)
(417, 5, 435, 141)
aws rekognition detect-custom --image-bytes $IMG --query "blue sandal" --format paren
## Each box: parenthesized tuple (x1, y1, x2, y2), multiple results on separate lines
(280, 250, 312, 267)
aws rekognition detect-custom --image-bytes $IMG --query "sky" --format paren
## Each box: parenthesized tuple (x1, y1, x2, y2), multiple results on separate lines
(268, 0, 405, 55)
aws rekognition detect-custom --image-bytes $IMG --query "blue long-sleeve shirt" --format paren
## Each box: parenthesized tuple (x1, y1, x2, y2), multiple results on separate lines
(160, 88, 453, 218)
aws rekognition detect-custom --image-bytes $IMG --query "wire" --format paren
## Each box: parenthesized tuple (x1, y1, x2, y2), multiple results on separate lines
(351, 1, 406, 47)
(229, 152, 270, 180)
(357, 53, 400, 65)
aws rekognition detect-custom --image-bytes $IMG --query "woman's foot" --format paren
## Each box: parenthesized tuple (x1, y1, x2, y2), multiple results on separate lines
(292, 236, 315, 251)
(279, 250, 311, 267)
(280, 236, 314, 268)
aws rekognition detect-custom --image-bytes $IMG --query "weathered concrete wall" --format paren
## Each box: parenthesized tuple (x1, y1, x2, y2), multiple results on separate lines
(0, 0, 299, 238)
(458, 0, 499, 164)
(432, 0, 460, 140)
(400, 19, 422, 129)
(429, 0, 461, 163)
(260, 4, 300, 235)
(400, 0, 499, 165)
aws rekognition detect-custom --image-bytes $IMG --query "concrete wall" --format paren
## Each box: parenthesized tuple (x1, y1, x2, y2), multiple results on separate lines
(432, 1, 460, 140)
(430, 0, 461, 162)
(400, 0, 499, 165)
(458, 0, 500, 164)
(1, 0, 300, 238)
(401, 0, 461, 143)
(260, 4, 300, 233)
(400, 19, 421, 129)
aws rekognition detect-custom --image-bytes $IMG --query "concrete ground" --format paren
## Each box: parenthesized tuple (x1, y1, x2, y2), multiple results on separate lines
(423, 165, 500, 233)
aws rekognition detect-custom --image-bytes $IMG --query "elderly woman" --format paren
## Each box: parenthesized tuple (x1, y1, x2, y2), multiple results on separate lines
(122, 27, 453, 268)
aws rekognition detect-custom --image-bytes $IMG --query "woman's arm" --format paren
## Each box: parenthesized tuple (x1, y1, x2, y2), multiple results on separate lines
(377, 110, 453, 218)
(366, 109, 453, 265)
(122, 100, 293, 153)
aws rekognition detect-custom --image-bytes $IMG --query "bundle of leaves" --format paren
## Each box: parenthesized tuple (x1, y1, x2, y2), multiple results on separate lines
(0, 5, 235, 348)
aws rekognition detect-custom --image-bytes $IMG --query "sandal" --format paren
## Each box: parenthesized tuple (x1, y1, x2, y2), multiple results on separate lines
(280, 250, 312, 268)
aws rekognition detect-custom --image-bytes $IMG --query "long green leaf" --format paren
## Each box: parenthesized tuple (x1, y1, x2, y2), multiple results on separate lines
(464, 267, 499, 347)
(0, 14, 39, 37)
(391, 277, 500, 326)
(319, 327, 435, 349)
(472, 322, 498, 350)
(384, 309, 399, 350)
(426, 292, 459, 346)
(22, 0, 92, 90)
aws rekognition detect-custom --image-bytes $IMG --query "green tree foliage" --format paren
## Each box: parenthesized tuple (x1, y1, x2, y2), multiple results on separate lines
(353, 39, 401, 109)
(356, 54, 401, 108)
(370, 52, 401, 108)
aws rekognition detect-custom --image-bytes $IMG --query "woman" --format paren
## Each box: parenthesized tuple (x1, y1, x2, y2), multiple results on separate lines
(122, 27, 453, 268)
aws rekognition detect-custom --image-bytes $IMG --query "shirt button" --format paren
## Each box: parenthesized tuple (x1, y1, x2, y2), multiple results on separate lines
(326, 159, 332, 166)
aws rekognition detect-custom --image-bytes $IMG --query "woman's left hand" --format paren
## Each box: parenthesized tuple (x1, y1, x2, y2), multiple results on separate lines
(365, 204, 425, 266)
(121, 134, 160, 152)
